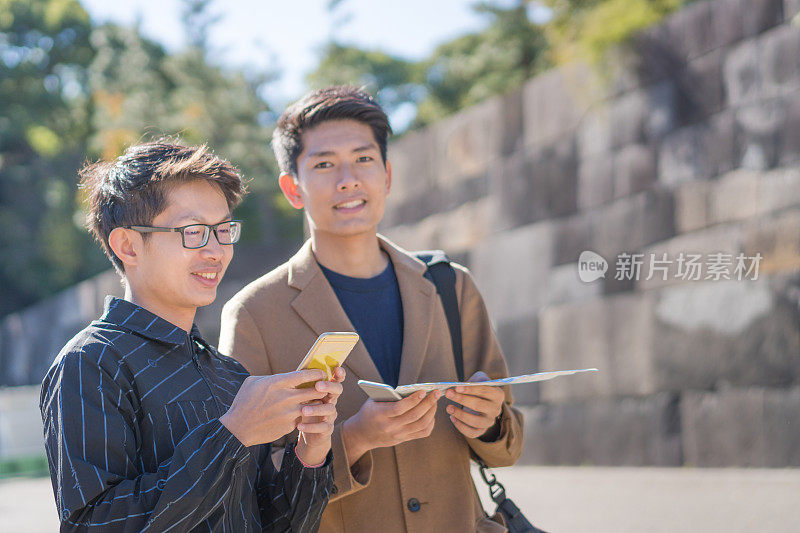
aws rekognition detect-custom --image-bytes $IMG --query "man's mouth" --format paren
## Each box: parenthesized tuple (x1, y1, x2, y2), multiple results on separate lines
(191, 269, 222, 286)
(194, 272, 217, 280)
(334, 199, 366, 210)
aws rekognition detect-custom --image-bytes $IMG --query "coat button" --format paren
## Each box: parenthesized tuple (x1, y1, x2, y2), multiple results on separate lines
(407, 498, 421, 512)
(157, 479, 166, 490)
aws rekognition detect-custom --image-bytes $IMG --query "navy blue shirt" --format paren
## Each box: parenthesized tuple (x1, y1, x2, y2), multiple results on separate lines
(319, 260, 404, 388)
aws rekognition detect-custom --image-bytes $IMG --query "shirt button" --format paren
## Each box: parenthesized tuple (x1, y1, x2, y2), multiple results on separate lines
(407, 498, 421, 512)
(331, 484, 338, 494)
(157, 479, 167, 490)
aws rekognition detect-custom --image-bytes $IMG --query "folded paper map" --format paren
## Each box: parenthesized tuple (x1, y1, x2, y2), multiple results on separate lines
(357, 368, 599, 400)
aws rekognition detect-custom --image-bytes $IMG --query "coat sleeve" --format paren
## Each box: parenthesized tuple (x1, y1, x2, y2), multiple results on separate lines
(219, 298, 374, 503)
(40, 350, 254, 532)
(453, 265, 525, 468)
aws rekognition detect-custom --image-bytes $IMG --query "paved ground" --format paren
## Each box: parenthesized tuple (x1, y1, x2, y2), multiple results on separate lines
(2, 466, 799, 531)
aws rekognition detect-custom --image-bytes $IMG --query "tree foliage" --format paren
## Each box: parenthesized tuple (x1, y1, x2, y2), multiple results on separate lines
(0, 0, 288, 318)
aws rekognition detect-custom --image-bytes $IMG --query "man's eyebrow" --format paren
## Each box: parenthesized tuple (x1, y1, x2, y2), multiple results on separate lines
(306, 144, 378, 159)
(172, 212, 232, 225)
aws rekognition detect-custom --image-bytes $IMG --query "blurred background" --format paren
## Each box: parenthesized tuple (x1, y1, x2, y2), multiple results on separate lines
(1, 0, 799, 531)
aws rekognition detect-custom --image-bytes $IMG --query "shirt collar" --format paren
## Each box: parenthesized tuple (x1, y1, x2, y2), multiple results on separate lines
(100, 296, 195, 346)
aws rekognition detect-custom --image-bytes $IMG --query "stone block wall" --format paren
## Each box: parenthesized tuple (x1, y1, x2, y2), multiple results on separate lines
(381, 0, 800, 467)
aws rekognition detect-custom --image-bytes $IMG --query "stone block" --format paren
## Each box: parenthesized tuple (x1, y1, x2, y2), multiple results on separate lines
(577, 105, 612, 159)
(499, 88, 524, 156)
(609, 89, 648, 149)
(522, 64, 596, 148)
(496, 314, 540, 406)
(724, 38, 761, 106)
(577, 154, 614, 210)
(674, 180, 713, 233)
(539, 292, 656, 401)
(553, 211, 595, 266)
(645, 80, 679, 140)
(755, 167, 800, 216)
(758, 24, 800, 98)
(543, 263, 602, 308)
(437, 198, 495, 255)
(518, 394, 682, 466)
(491, 149, 535, 231)
(589, 190, 675, 261)
(681, 387, 800, 467)
(736, 99, 787, 170)
(471, 221, 555, 323)
(432, 96, 504, 187)
(779, 91, 800, 165)
(682, 48, 726, 120)
(742, 0, 785, 36)
(743, 208, 800, 275)
(661, 0, 716, 61)
(613, 144, 657, 198)
(387, 127, 436, 204)
(786, 0, 800, 20)
(637, 223, 744, 291)
(659, 112, 741, 186)
(709, 169, 760, 223)
(652, 279, 800, 391)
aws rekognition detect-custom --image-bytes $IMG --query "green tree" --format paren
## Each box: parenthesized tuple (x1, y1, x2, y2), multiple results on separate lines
(0, 0, 101, 317)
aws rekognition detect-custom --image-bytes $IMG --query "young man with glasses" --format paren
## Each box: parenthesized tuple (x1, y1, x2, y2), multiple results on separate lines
(40, 141, 342, 531)
(219, 87, 524, 532)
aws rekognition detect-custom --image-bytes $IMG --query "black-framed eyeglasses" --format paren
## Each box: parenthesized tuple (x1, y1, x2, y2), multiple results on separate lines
(124, 220, 243, 249)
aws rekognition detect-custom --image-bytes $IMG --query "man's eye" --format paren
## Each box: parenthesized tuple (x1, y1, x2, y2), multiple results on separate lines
(357, 156, 373, 163)
(314, 161, 332, 169)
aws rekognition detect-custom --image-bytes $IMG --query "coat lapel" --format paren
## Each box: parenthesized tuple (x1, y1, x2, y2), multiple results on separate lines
(381, 238, 438, 387)
(288, 241, 383, 383)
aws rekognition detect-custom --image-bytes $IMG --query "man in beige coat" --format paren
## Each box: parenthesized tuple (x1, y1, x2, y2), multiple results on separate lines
(219, 86, 523, 532)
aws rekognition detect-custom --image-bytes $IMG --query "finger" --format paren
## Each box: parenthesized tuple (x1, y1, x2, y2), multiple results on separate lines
(386, 391, 427, 416)
(444, 390, 499, 416)
(332, 366, 346, 382)
(301, 403, 337, 418)
(392, 391, 440, 423)
(450, 415, 483, 438)
(297, 420, 334, 434)
(401, 402, 438, 434)
(452, 385, 505, 402)
(290, 388, 329, 404)
(447, 404, 492, 429)
(315, 379, 343, 396)
(405, 418, 436, 440)
(274, 369, 327, 387)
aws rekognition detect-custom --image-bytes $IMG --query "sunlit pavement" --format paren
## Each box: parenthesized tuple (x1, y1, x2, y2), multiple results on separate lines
(2, 466, 799, 532)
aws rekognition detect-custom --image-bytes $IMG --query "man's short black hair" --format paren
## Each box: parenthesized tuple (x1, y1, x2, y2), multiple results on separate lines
(80, 140, 246, 273)
(272, 86, 392, 177)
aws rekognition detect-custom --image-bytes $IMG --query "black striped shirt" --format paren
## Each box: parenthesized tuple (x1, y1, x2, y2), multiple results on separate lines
(40, 296, 332, 531)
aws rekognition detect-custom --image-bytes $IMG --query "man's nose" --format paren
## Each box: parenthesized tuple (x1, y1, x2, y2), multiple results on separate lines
(336, 164, 360, 191)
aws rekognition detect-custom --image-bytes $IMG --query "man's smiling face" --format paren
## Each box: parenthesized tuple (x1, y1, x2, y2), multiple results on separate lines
(288, 119, 392, 239)
(128, 179, 234, 321)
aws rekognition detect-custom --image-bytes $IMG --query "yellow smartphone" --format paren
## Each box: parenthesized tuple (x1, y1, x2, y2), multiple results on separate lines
(295, 332, 359, 388)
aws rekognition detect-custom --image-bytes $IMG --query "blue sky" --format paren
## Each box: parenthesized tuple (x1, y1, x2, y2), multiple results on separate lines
(80, 0, 551, 111)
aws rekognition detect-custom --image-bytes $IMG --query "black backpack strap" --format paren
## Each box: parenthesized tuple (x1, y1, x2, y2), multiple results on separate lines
(413, 250, 464, 382)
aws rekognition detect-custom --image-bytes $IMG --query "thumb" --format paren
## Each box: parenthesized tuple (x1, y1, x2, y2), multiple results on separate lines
(275, 369, 327, 387)
(467, 371, 490, 383)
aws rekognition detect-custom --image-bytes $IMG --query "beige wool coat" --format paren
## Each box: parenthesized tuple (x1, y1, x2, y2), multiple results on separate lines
(218, 236, 524, 532)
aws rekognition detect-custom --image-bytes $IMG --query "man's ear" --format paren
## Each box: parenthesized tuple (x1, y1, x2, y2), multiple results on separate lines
(279, 173, 304, 209)
(108, 227, 140, 269)
(385, 160, 392, 195)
